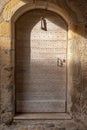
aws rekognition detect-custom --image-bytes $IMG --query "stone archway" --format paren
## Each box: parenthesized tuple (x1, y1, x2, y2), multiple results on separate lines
(0, 0, 84, 124)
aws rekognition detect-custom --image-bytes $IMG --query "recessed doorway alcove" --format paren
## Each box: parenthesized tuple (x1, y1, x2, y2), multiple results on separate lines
(15, 9, 68, 117)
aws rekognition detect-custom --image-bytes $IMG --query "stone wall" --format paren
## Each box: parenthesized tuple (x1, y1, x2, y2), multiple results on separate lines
(0, 0, 87, 130)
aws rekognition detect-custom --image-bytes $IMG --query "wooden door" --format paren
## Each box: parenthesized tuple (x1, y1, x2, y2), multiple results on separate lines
(15, 10, 67, 113)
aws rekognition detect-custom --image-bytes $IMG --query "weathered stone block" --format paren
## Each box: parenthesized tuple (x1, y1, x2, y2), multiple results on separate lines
(0, 22, 11, 36)
(19, 127, 28, 130)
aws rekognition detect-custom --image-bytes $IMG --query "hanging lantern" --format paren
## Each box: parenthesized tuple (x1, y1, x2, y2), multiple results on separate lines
(41, 17, 47, 31)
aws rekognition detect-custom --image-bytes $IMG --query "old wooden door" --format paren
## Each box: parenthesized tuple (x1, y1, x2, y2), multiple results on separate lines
(15, 10, 67, 113)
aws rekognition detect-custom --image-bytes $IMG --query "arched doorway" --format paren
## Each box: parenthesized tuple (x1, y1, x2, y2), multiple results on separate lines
(0, 0, 84, 123)
(15, 9, 68, 113)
